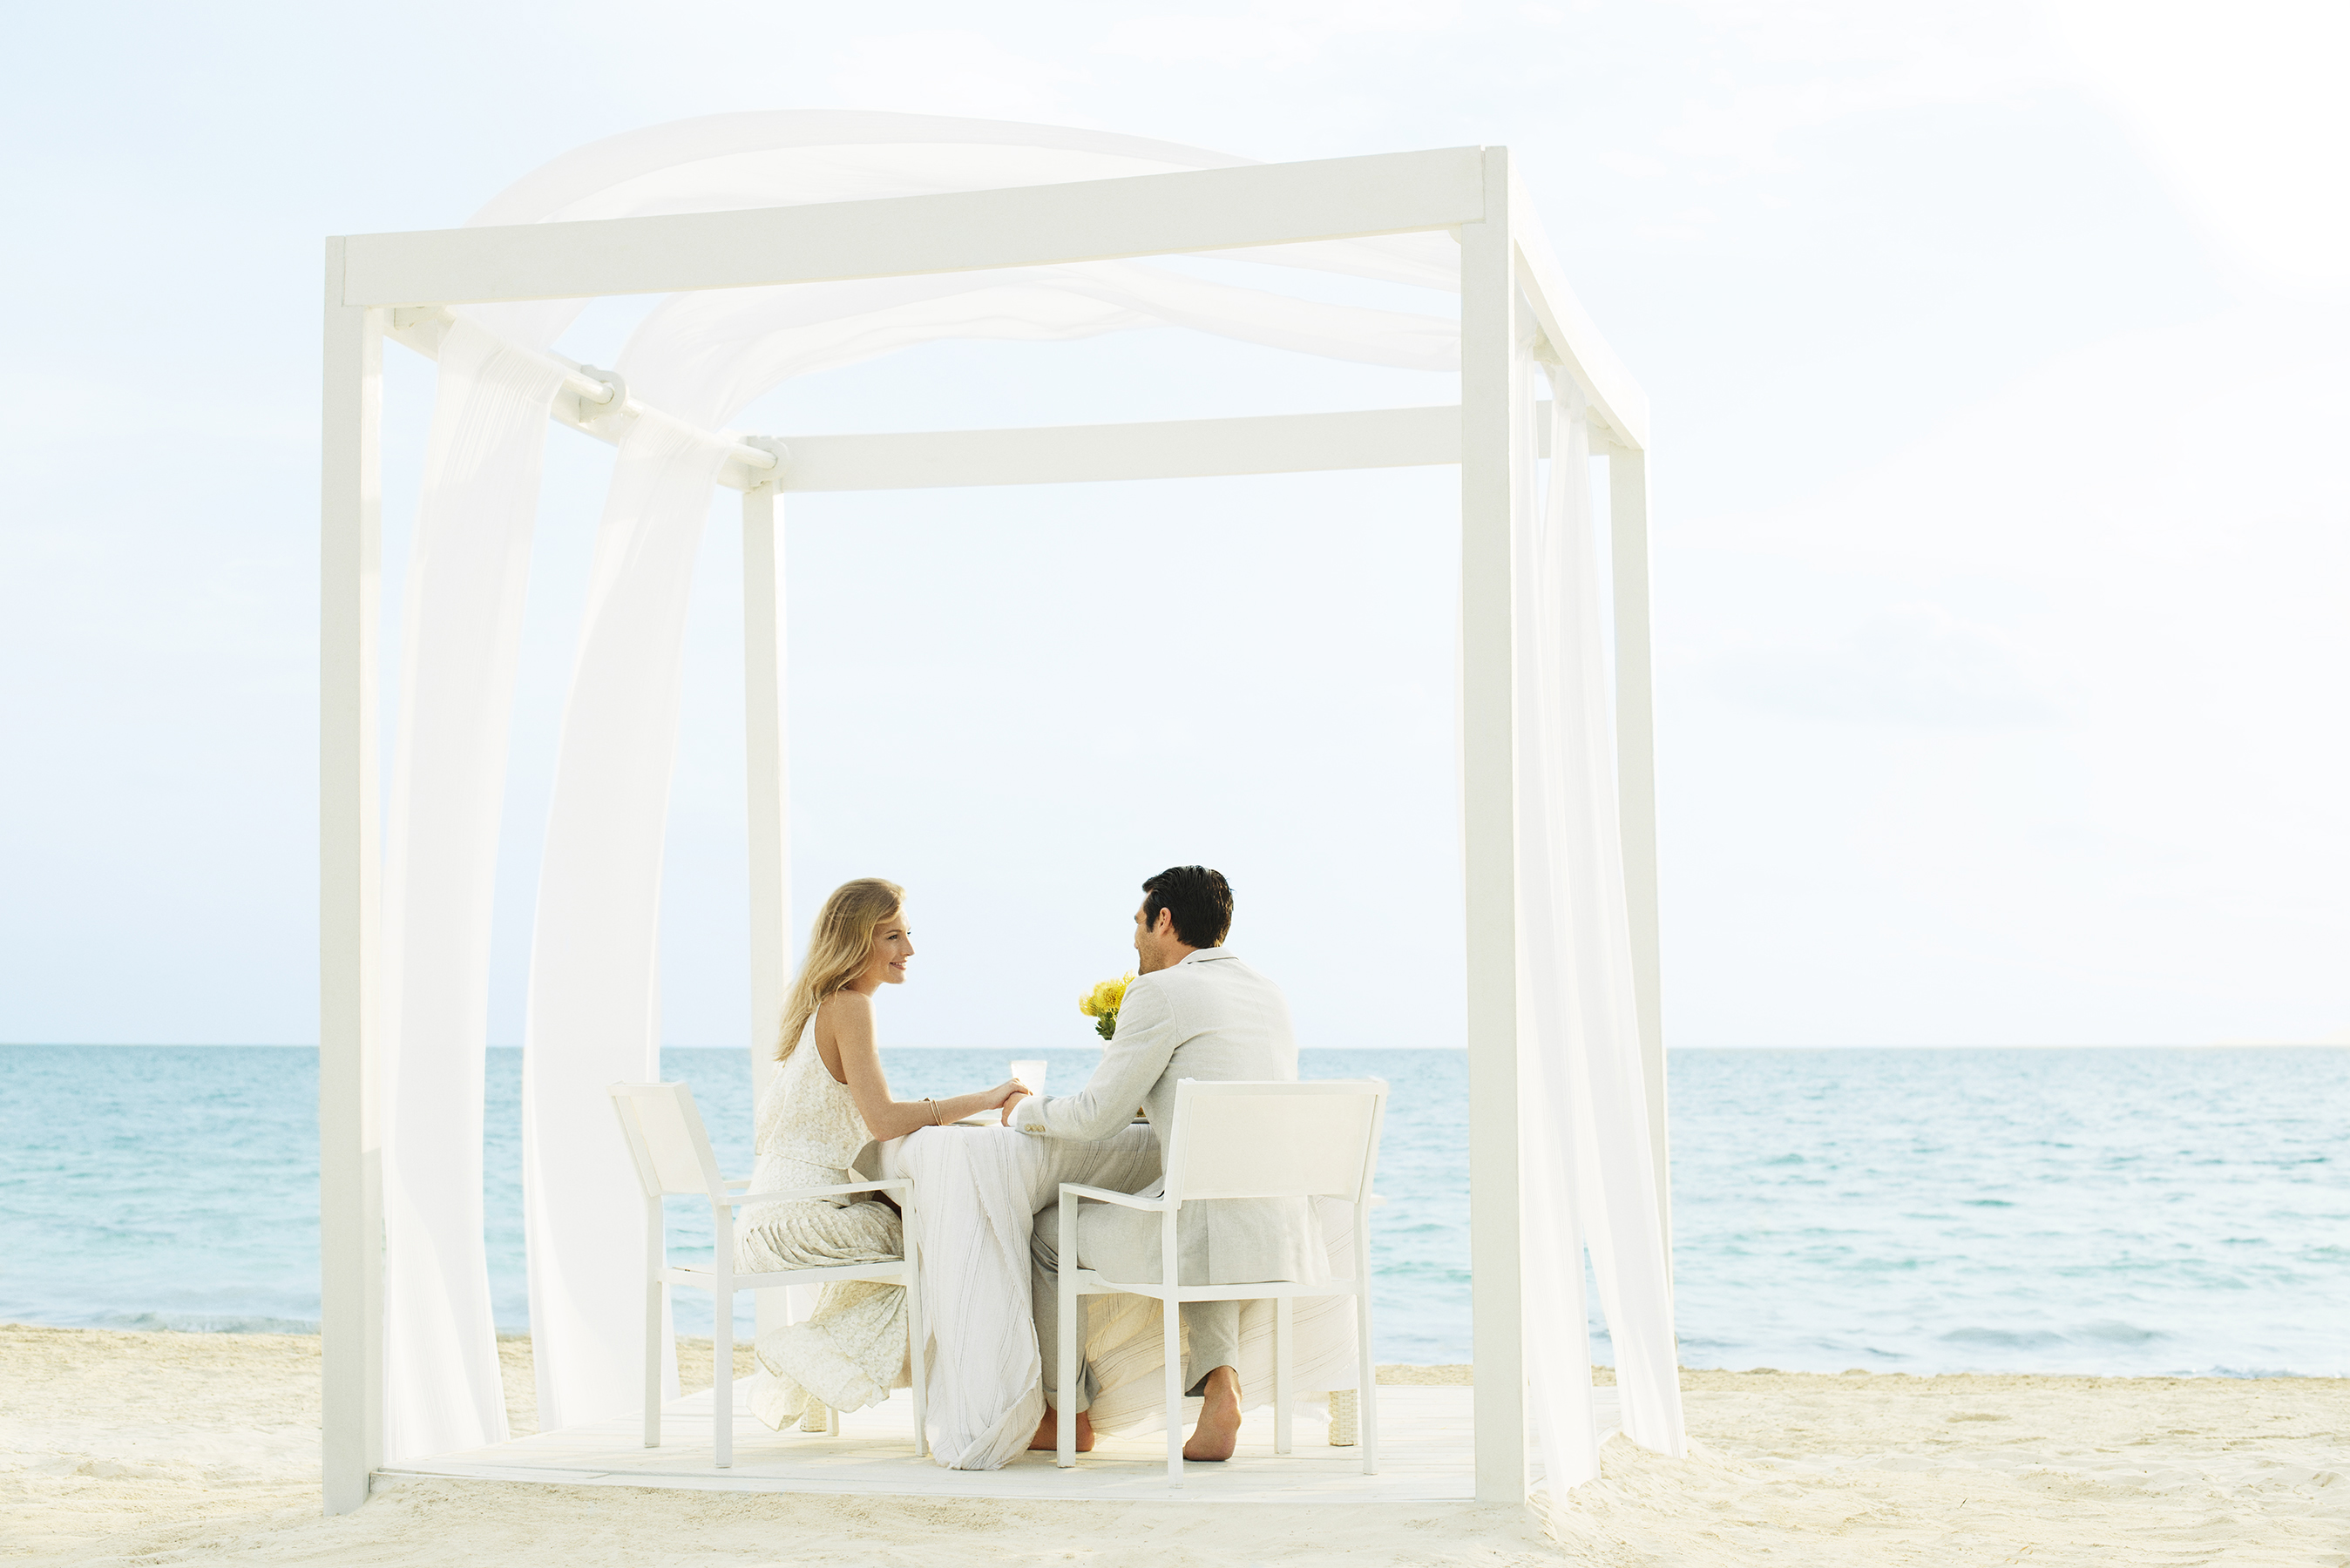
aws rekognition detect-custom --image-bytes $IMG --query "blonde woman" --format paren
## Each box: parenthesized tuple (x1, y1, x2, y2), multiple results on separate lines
(736, 877, 1029, 1432)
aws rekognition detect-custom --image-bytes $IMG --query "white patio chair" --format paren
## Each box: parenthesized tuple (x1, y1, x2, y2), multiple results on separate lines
(607, 1081, 925, 1468)
(1055, 1077, 1386, 1485)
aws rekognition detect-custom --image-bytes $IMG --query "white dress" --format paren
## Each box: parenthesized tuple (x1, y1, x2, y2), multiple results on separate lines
(735, 1017, 909, 1430)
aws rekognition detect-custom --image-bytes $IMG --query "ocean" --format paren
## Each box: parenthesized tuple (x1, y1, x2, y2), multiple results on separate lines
(1, 1045, 2341, 1376)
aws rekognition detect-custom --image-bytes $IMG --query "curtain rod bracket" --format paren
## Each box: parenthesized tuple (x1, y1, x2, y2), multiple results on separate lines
(572, 365, 628, 422)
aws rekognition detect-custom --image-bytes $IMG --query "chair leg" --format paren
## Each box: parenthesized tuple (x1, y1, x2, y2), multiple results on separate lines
(1274, 1296, 1293, 1456)
(1355, 1274, 1378, 1476)
(644, 1200, 663, 1449)
(1057, 1200, 1078, 1470)
(1164, 1206, 1183, 1488)
(714, 1287, 734, 1469)
(904, 1254, 927, 1459)
(1164, 1293, 1184, 1487)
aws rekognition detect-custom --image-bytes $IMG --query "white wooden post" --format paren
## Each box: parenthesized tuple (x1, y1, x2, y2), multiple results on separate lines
(1459, 146, 1527, 1506)
(319, 239, 384, 1516)
(1608, 446, 1672, 1280)
(741, 480, 791, 1345)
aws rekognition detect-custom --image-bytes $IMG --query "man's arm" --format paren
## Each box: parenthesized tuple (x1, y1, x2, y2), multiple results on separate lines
(1012, 977, 1182, 1142)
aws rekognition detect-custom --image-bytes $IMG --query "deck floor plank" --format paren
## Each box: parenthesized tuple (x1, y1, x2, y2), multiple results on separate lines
(379, 1386, 1622, 1504)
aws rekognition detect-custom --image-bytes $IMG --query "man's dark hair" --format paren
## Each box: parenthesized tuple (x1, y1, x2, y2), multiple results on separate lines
(1141, 866, 1234, 950)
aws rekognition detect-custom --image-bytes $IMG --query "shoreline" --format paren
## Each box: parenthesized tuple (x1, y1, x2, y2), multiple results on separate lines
(7, 1323, 2346, 1565)
(15, 1319, 2338, 1384)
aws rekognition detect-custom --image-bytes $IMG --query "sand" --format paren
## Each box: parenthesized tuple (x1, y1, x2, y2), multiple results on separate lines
(3, 1323, 2343, 1565)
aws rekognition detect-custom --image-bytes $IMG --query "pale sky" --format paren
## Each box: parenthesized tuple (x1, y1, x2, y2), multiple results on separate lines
(1, 1, 2342, 1049)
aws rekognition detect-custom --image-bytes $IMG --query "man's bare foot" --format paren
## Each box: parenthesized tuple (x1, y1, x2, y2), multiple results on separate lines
(1029, 1407, 1094, 1452)
(1182, 1365, 1243, 1461)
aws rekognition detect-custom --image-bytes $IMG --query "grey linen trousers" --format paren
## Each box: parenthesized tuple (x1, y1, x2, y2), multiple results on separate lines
(1030, 1200, 1239, 1412)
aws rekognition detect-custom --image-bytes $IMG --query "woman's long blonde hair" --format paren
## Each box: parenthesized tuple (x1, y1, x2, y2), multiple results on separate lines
(776, 878, 905, 1061)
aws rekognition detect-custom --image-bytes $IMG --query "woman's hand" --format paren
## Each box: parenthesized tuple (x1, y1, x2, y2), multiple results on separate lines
(991, 1079, 1033, 1125)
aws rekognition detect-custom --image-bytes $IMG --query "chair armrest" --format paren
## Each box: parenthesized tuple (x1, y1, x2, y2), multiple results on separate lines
(1060, 1182, 1167, 1212)
(723, 1177, 754, 1188)
(730, 1179, 909, 1206)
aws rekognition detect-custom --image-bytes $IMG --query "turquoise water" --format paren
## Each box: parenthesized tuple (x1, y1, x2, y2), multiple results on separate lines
(2, 1045, 2342, 1374)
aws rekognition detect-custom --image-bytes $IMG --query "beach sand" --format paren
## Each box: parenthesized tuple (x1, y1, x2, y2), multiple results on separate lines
(3, 1322, 2342, 1565)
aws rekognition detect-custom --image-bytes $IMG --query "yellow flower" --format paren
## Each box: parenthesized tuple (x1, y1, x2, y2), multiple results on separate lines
(1078, 973, 1133, 1018)
(1078, 973, 1134, 1037)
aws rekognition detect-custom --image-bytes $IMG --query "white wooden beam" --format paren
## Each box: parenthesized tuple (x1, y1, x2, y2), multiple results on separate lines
(741, 481, 791, 1348)
(1508, 177, 1650, 453)
(391, 314, 1520, 490)
(1606, 444, 1673, 1289)
(772, 405, 1471, 491)
(1459, 147, 1527, 1507)
(338, 148, 1487, 308)
(319, 241, 384, 1516)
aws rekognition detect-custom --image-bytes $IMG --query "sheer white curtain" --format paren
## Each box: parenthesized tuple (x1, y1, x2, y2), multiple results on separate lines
(378, 321, 567, 1461)
(1515, 349, 1601, 1488)
(465, 110, 1457, 292)
(1516, 369, 1687, 1489)
(521, 412, 733, 1430)
(457, 112, 1457, 379)
(615, 260, 1454, 423)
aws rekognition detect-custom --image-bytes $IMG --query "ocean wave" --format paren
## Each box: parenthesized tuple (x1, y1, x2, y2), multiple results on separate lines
(1938, 1320, 2168, 1350)
(2073, 1319, 2170, 1344)
(91, 1311, 321, 1335)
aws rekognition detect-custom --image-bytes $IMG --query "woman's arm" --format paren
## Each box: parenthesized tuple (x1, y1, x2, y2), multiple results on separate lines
(823, 992, 1026, 1140)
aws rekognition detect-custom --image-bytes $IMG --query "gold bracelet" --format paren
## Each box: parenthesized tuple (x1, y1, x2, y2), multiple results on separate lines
(927, 1097, 941, 1125)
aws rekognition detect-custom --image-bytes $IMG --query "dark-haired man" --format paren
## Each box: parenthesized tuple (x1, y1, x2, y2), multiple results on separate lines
(1011, 866, 1319, 1463)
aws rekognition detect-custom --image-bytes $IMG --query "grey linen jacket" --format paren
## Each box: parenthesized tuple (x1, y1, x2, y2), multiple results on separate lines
(1012, 948, 1326, 1288)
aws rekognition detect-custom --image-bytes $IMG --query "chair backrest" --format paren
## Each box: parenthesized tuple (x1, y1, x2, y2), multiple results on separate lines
(1161, 1078, 1387, 1206)
(608, 1082, 729, 1203)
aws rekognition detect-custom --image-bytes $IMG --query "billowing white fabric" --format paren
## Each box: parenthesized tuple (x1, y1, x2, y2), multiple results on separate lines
(458, 111, 1457, 399)
(521, 411, 732, 1430)
(378, 321, 568, 1462)
(1516, 372, 1687, 1489)
(620, 262, 1455, 429)
(463, 109, 1456, 303)
(1514, 355, 1601, 1487)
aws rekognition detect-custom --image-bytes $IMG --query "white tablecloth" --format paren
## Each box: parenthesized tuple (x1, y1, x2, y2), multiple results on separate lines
(875, 1123, 1365, 1470)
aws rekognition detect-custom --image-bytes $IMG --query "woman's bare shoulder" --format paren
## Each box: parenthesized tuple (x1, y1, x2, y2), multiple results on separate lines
(817, 989, 874, 1027)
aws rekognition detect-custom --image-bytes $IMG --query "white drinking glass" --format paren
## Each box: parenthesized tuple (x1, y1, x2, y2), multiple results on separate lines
(1010, 1059, 1047, 1095)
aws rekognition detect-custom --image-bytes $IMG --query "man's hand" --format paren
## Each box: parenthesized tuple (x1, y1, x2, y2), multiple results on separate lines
(999, 1086, 1033, 1126)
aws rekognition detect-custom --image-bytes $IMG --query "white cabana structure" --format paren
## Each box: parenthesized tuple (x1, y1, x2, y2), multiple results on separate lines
(319, 112, 1684, 1517)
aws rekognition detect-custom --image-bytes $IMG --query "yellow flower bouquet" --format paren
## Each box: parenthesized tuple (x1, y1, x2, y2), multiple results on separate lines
(1078, 972, 1134, 1042)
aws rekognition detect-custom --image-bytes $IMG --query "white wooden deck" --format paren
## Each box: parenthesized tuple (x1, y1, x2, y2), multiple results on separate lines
(376, 1384, 1622, 1504)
